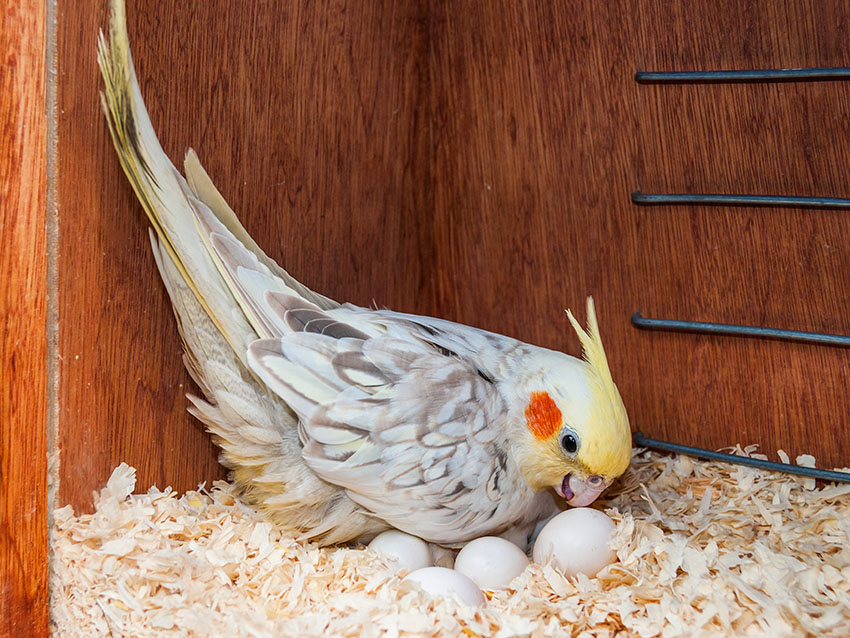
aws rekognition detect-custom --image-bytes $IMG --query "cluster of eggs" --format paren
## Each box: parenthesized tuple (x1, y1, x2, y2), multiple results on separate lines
(368, 508, 616, 606)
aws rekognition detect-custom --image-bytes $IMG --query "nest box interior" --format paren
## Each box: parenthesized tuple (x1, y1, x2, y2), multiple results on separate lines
(5, 1, 850, 634)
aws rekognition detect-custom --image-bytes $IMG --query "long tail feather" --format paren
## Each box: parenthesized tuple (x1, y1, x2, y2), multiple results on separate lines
(97, 0, 334, 358)
(97, 0, 385, 544)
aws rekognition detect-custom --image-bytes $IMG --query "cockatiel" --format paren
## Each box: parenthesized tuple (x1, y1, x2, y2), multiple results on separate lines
(97, 0, 632, 549)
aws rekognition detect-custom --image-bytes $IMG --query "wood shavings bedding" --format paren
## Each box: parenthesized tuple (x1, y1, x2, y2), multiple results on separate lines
(50, 447, 850, 638)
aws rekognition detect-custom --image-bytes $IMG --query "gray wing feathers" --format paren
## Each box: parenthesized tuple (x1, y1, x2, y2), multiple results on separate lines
(265, 293, 371, 340)
(247, 330, 522, 543)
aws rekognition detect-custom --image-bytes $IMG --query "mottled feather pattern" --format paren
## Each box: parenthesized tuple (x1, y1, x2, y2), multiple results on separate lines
(247, 322, 552, 544)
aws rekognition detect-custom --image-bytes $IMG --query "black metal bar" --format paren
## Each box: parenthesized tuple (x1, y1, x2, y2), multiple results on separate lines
(632, 192, 850, 209)
(631, 313, 850, 347)
(636, 67, 850, 83)
(633, 433, 850, 483)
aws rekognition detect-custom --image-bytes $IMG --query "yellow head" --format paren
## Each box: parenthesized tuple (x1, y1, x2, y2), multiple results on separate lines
(512, 297, 631, 506)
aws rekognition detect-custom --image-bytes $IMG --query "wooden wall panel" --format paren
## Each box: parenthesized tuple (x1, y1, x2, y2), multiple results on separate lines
(57, 0, 433, 512)
(429, 0, 850, 468)
(0, 0, 48, 635)
(57, 0, 850, 516)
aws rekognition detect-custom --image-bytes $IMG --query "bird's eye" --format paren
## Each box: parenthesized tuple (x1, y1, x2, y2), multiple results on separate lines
(560, 431, 578, 454)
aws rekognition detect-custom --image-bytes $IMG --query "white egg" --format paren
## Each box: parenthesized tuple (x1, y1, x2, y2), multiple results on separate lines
(454, 536, 530, 590)
(532, 507, 616, 577)
(368, 530, 433, 571)
(403, 566, 485, 606)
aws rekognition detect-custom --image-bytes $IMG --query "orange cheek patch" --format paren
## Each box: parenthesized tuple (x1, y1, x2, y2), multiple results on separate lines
(525, 391, 562, 440)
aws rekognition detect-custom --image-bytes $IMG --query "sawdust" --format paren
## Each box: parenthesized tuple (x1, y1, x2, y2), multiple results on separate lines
(50, 447, 850, 637)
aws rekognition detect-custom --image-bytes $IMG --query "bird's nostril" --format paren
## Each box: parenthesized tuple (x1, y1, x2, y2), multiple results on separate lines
(588, 475, 604, 487)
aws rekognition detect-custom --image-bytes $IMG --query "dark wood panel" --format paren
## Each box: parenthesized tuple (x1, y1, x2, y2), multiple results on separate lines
(58, 0, 850, 516)
(0, 0, 49, 634)
(428, 0, 850, 468)
(57, 0, 433, 512)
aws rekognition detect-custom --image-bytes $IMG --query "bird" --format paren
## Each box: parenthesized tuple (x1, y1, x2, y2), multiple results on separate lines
(97, 0, 632, 549)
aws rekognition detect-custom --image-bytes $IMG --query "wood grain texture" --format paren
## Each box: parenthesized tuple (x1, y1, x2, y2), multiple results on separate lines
(429, 0, 850, 468)
(57, 0, 433, 512)
(0, 0, 49, 634)
(58, 0, 850, 514)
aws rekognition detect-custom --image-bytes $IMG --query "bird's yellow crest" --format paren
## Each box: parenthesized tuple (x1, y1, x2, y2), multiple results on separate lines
(565, 298, 616, 398)
(565, 297, 632, 478)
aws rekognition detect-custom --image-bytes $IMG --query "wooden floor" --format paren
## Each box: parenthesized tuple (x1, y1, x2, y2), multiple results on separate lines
(5, 2, 850, 633)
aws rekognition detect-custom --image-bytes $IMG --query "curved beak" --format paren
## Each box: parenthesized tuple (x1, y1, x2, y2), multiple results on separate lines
(555, 473, 610, 507)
